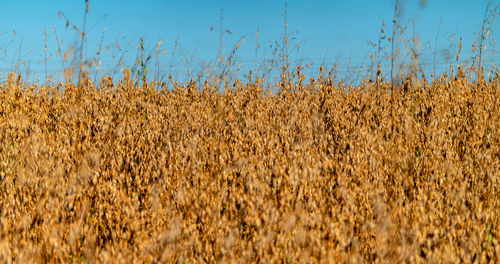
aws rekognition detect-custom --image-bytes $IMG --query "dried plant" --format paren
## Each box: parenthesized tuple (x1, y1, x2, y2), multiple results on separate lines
(0, 60, 498, 263)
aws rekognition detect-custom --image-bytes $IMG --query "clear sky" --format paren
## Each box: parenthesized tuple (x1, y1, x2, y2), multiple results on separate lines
(1, 0, 498, 83)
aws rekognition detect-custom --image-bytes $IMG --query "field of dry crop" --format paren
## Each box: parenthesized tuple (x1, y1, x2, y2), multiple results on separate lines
(0, 68, 498, 263)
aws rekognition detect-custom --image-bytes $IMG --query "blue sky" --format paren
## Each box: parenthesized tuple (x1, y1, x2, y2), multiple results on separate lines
(1, 0, 498, 83)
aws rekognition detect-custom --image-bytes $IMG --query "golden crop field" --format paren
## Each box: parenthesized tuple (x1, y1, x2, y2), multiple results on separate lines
(0, 67, 498, 263)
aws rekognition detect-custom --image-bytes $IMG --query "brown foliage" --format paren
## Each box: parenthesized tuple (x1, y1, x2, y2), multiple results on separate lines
(0, 69, 498, 263)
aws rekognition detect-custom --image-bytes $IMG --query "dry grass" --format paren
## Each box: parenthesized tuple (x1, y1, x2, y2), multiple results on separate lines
(0, 67, 498, 263)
